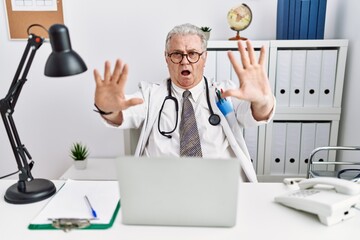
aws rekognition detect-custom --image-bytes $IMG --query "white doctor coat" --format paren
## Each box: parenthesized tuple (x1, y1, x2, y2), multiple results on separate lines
(109, 79, 275, 182)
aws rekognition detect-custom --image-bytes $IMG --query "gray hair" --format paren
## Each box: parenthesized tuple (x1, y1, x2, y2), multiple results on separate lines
(165, 23, 208, 52)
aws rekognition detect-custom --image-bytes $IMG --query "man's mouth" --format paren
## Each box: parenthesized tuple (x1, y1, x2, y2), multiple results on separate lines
(181, 70, 191, 76)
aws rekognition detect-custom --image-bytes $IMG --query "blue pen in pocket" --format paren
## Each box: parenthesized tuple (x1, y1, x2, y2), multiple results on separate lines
(216, 88, 233, 117)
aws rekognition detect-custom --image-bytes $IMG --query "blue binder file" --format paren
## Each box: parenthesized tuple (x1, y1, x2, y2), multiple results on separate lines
(288, 0, 296, 39)
(316, 0, 327, 39)
(299, 0, 310, 39)
(308, 0, 319, 39)
(277, 0, 290, 39)
(293, 0, 302, 39)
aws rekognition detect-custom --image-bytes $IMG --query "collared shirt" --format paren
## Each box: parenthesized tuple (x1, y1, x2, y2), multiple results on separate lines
(144, 78, 235, 158)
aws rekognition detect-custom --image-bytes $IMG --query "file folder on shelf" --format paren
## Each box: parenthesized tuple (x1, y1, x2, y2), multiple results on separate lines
(271, 122, 287, 174)
(289, 50, 306, 107)
(299, 0, 311, 39)
(304, 50, 322, 107)
(299, 122, 316, 175)
(28, 179, 120, 230)
(319, 50, 337, 107)
(284, 122, 301, 174)
(276, 0, 290, 39)
(308, 0, 319, 39)
(276, 50, 292, 107)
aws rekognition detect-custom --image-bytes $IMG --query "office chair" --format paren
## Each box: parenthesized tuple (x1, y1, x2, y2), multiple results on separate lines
(307, 146, 360, 180)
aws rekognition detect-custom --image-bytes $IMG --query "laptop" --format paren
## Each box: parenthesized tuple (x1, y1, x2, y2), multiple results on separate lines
(116, 156, 239, 227)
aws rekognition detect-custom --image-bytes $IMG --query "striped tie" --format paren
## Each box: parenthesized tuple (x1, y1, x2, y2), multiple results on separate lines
(180, 90, 202, 157)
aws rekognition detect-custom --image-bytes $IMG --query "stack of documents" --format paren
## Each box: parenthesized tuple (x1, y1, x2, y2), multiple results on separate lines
(28, 179, 120, 230)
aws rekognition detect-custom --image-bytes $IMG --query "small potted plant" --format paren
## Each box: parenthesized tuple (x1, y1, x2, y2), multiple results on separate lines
(200, 26, 212, 40)
(70, 142, 89, 170)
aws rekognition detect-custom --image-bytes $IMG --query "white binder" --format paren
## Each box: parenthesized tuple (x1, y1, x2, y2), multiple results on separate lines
(319, 50, 338, 107)
(314, 122, 331, 171)
(230, 50, 241, 87)
(244, 126, 259, 171)
(304, 50, 322, 107)
(204, 51, 216, 83)
(299, 122, 316, 175)
(289, 50, 306, 107)
(271, 122, 287, 174)
(276, 50, 292, 106)
(284, 122, 301, 174)
(216, 51, 231, 82)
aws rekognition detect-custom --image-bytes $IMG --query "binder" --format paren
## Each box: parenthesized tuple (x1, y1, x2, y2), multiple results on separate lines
(216, 51, 231, 82)
(288, 0, 296, 39)
(308, 0, 319, 39)
(204, 51, 217, 83)
(289, 50, 306, 107)
(319, 50, 337, 107)
(28, 180, 120, 230)
(299, 0, 310, 39)
(230, 50, 241, 87)
(313, 122, 331, 172)
(293, 0, 302, 39)
(284, 122, 301, 174)
(299, 122, 316, 175)
(276, 50, 292, 106)
(316, 0, 327, 39)
(304, 50, 322, 107)
(271, 122, 287, 174)
(276, 0, 290, 39)
(244, 126, 259, 171)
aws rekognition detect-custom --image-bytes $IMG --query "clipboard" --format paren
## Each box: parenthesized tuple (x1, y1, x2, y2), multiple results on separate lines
(28, 179, 120, 230)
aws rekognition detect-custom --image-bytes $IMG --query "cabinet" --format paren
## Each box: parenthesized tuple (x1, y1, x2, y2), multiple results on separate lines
(206, 39, 348, 182)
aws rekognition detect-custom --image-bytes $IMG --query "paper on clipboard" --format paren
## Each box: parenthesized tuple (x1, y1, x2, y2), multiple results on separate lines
(29, 179, 120, 230)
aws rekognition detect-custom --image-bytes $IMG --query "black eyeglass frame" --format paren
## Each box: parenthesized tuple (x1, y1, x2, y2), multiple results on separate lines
(167, 51, 205, 64)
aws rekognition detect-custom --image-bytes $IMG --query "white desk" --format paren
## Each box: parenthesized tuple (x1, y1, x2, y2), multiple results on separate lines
(60, 158, 117, 180)
(1, 180, 360, 240)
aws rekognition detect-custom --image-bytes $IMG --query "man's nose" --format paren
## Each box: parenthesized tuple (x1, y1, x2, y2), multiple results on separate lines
(180, 54, 190, 64)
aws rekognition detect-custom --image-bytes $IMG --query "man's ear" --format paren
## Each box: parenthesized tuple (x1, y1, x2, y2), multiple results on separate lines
(165, 51, 170, 65)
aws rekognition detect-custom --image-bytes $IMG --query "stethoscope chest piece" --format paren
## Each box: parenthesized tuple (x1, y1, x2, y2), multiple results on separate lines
(209, 114, 221, 126)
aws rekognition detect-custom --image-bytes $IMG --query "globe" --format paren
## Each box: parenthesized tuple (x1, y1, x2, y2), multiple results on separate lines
(227, 4, 252, 40)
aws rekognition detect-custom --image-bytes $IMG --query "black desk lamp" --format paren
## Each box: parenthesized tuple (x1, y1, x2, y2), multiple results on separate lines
(0, 24, 87, 204)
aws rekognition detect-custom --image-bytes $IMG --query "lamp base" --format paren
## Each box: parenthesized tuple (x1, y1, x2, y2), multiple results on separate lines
(4, 178, 56, 204)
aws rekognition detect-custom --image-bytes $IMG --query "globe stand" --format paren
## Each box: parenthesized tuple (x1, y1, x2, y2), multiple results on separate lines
(229, 31, 247, 41)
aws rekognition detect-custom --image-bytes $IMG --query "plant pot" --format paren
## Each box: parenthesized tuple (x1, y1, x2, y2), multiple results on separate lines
(74, 159, 87, 170)
(203, 32, 210, 40)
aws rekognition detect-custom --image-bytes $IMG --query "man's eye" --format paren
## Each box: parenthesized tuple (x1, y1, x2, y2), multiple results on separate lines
(172, 53, 183, 58)
(188, 52, 198, 58)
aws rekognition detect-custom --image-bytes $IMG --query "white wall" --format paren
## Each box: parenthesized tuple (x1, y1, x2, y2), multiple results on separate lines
(0, 0, 355, 179)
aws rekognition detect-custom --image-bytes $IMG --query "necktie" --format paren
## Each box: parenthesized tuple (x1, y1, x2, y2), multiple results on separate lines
(180, 90, 202, 157)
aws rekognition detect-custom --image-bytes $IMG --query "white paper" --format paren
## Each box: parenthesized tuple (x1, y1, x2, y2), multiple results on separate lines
(11, 0, 57, 11)
(30, 179, 120, 225)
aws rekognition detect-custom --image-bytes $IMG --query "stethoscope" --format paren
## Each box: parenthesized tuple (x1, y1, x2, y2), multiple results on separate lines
(158, 77, 221, 138)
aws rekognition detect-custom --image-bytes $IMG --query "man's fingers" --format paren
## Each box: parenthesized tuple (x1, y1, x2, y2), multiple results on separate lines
(221, 89, 243, 99)
(237, 40, 249, 69)
(246, 40, 256, 65)
(112, 59, 123, 83)
(122, 98, 144, 109)
(104, 60, 112, 82)
(258, 46, 266, 66)
(93, 69, 103, 86)
(117, 63, 129, 89)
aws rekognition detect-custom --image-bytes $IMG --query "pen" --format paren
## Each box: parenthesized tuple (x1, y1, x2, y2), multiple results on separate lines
(84, 195, 97, 218)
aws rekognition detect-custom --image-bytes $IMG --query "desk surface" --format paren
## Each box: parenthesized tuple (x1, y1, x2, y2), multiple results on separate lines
(60, 158, 117, 180)
(1, 180, 360, 240)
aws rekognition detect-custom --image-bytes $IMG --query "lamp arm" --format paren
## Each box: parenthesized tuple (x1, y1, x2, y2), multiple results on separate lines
(0, 34, 43, 183)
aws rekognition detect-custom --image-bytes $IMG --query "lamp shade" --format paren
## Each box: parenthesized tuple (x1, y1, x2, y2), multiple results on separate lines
(44, 24, 87, 77)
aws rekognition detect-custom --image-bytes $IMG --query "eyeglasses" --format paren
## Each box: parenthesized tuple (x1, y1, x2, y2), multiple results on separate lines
(167, 51, 204, 64)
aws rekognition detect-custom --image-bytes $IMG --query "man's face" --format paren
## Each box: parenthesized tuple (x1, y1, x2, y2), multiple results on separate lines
(165, 34, 207, 89)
